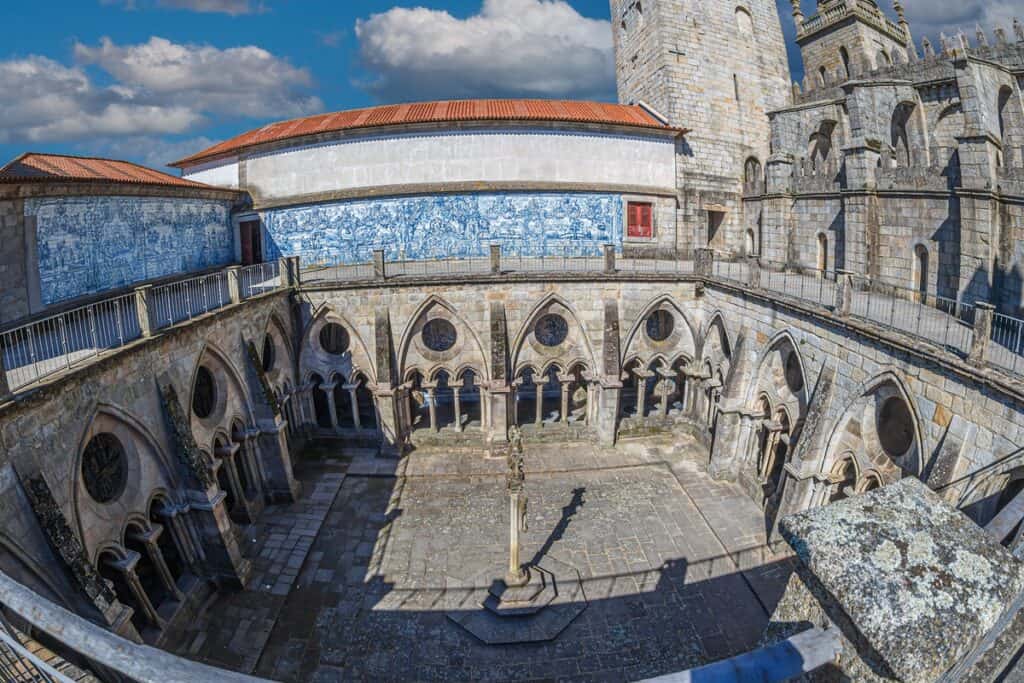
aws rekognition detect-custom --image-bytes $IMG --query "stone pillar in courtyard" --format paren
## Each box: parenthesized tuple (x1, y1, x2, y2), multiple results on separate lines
(127, 525, 185, 603)
(486, 301, 511, 451)
(594, 300, 622, 445)
(372, 307, 406, 456)
(159, 380, 251, 587)
(707, 331, 756, 481)
(764, 479, 1024, 682)
(256, 417, 301, 502)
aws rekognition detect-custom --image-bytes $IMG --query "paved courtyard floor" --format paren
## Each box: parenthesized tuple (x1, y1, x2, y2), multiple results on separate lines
(169, 435, 795, 682)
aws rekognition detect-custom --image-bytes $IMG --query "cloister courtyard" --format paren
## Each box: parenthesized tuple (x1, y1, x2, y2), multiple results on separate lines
(164, 436, 796, 682)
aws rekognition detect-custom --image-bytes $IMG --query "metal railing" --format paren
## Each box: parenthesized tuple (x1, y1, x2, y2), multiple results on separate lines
(1, 293, 141, 391)
(0, 570, 267, 683)
(388, 256, 491, 278)
(239, 261, 281, 300)
(0, 617, 76, 683)
(991, 313, 1024, 375)
(848, 276, 975, 356)
(761, 265, 837, 309)
(151, 270, 230, 328)
(2, 262, 291, 395)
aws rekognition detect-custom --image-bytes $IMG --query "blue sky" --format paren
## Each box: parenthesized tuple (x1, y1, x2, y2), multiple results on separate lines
(0, 0, 1015, 170)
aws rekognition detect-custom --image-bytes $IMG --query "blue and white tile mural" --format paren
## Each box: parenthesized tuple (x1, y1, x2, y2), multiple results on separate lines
(262, 192, 623, 265)
(28, 196, 234, 305)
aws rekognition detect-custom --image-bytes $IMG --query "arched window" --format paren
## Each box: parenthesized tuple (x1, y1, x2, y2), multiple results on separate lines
(891, 102, 927, 168)
(876, 50, 891, 68)
(808, 122, 836, 172)
(735, 7, 753, 35)
(744, 157, 763, 193)
(998, 86, 1024, 168)
(817, 233, 829, 273)
(818, 66, 828, 88)
(745, 229, 756, 256)
(913, 244, 928, 300)
(839, 47, 851, 78)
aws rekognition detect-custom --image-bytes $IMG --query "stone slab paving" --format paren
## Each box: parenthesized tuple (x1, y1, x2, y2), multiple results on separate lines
(198, 436, 797, 682)
(164, 461, 347, 673)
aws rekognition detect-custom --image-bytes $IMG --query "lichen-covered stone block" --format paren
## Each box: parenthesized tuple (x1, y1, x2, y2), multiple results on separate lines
(769, 478, 1024, 682)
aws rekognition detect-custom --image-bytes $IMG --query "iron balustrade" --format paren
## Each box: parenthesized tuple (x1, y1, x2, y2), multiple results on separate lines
(1, 264, 292, 395)
(0, 612, 76, 683)
(991, 313, 1024, 375)
(1, 293, 140, 392)
(151, 271, 230, 327)
(239, 261, 281, 300)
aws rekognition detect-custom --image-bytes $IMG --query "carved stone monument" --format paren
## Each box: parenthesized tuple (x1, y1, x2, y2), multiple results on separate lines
(445, 426, 587, 644)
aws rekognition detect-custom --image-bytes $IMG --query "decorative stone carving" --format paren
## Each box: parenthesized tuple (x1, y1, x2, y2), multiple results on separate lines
(246, 340, 282, 417)
(23, 475, 118, 611)
(534, 314, 569, 347)
(160, 381, 216, 489)
(422, 318, 458, 352)
(81, 433, 128, 504)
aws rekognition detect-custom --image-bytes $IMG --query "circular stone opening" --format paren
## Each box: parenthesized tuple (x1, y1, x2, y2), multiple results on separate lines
(645, 310, 674, 342)
(192, 366, 217, 419)
(262, 335, 276, 373)
(784, 352, 804, 393)
(535, 314, 569, 347)
(319, 323, 350, 356)
(82, 433, 128, 504)
(877, 396, 914, 457)
(422, 319, 457, 352)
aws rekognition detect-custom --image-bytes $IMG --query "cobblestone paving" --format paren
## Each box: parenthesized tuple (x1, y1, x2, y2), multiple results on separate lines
(164, 462, 347, 673)
(215, 437, 797, 682)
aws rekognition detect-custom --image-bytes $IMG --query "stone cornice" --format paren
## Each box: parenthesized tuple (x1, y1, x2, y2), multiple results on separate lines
(797, 0, 908, 46)
(250, 181, 680, 211)
(0, 180, 243, 203)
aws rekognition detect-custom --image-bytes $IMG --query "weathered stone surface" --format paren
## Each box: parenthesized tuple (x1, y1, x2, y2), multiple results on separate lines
(775, 478, 1024, 682)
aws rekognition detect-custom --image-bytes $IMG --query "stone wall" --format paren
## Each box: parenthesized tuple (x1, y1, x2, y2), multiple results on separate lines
(0, 198, 30, 323)
(26, 195, 235, 306)
(0, 291, 296, 631)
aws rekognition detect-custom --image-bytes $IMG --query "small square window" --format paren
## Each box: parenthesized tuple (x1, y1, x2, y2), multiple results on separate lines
(627, 202, 654, 239)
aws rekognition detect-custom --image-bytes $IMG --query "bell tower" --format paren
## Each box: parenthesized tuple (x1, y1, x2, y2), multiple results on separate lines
(610, 0, 792, 254)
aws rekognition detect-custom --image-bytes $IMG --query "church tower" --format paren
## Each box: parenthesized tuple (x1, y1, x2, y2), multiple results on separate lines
(610, 0, 792, 254)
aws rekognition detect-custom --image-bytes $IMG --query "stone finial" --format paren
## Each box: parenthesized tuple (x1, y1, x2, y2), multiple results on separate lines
(1015, 18, 1024, 42)
(976, 24, 990, 47)
(957, 29, 970, 51)
(939, 32, 953, 55)
(792, 81, 802, 99)
(995, 25, 1009, 45)
(791, 0, 804, 28)
(922, 37, 935, 58)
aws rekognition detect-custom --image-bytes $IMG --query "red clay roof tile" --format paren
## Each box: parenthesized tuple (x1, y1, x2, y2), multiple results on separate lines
(171, 98, 679, 168)
(0, 152, 215, 189)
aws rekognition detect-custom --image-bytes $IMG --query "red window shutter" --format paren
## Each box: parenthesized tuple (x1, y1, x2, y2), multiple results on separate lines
(641, 205, 652, 232)
(627, 202, 652, 238)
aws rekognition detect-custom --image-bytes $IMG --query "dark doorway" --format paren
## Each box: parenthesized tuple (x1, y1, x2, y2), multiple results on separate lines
(240, 220, 263, 265)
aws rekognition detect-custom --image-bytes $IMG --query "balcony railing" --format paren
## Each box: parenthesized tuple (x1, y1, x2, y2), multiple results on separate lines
(1, 261, 292, 396)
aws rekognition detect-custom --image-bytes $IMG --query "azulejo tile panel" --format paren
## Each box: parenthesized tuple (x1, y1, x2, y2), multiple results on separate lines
(262, 192, 624, 265)
(28, 197, 234, 305)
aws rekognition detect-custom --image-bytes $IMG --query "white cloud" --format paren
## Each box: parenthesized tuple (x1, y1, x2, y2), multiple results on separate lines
(0, 37, 322, 145)
(102, 0, 266, 15)
(354, 0, 615, 102)
(75, 37, 323, 119)
(87, 135, 218, 170)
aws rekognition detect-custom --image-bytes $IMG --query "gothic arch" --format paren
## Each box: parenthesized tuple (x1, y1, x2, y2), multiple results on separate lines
(511, 293, 598, 377)
(73, 403, 180, 565)
(300, 304, 376, 385)
(819, 370, 926, 489)
(188, 340, 258, 454)
(397, 295, 489, 384)
(621, 295, 698, 367)
(261, 311, 297, 386)
(700, 311, 733, 363)
(744, 330, 810, 412)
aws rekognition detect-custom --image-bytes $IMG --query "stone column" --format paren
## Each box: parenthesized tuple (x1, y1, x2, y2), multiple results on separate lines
(969, 302, 995, 365)
(695, 247, 714, 277)
(747, 256, 761, 288)
(256, 417, 301, 502)
(835, 270, 854, 316)
(534, 382, 545, 425)
(320, 381, 339, 431)
(635, 370, 653, 418)
(603, 244, 616, 274)
(594, 381, 622, 446)
(657, 371, 674, 416)
(105, 552, 164, 629)
(490, 243, 502, 275)
(424, 384, 438, 432)
(134, 284, 154, 337)
(345, 384, 362, 429)
(559, 377, 572, 424)
(153, 502, 202, 573)
(452, 387, 463, 432)
(373, 249, 387, 280)
(127, 526, 184, 602)
(215, 444, 255, 523)
(226, 265, 241, 304)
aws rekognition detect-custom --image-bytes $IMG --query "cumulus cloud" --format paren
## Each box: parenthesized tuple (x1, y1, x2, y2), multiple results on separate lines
(354, 0, 615, 102)
(102, 0, 266, 15)
(75, 37, 322, 119)
(0, 37, 321, 145)
(898, 0, 1024, 43)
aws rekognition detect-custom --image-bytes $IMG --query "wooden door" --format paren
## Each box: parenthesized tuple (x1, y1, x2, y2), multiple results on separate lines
(240, 220, 262, 265)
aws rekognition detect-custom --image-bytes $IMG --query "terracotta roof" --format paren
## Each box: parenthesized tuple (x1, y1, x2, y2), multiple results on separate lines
(0, 153, 214, 188)
(171, 99, 681, 168)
